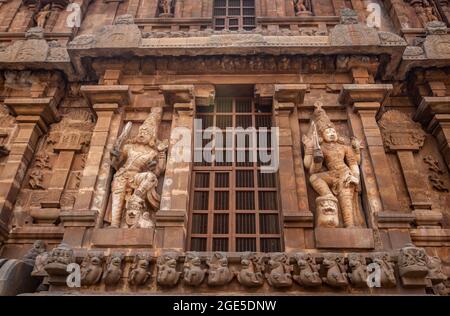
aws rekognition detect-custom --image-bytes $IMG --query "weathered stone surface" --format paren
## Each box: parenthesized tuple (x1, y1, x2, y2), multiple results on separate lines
(314, 228, 375, 249)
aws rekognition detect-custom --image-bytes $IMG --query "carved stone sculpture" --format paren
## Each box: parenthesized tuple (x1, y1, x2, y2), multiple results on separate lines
(237, 253, 265, 288)
(398, 243, 429, 287)
(81, 252, 104, 286)
(103, 253, 124, 286)
(157, 252, 181, 287)
(371, 252, 397, 287)
(265, 253, 293, 288)
(44, 243, 75, 279)
(158, 0, 174, 17)
(129, 253, 152, 286)
(110, 107, 169, 228)
(206, 252, 233, 286)
(302, 101, 363, 228)
(322, 254, 348, 288)
(23, 240, 46, 264)
(348, 253, 368, 288)
(34, 3, 51, 28)
(426, 255, 448, 285)
(183, 252, 206, 287)
(293, 253, 322, 287)
(293, 0, 312, 16)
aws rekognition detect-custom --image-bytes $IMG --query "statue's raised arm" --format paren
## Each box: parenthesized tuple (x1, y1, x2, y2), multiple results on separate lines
(111, 122, 132, 160)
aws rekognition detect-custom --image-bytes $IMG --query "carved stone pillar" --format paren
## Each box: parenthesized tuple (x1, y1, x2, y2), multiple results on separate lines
(156, 84, 198, 251)
(0, 98, 59, 243)
(64, 84, 130, 247)
(340, 84, 413, 249)
(256, 84, 312, 251)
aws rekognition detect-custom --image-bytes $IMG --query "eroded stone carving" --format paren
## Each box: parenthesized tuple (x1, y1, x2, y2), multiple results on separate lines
(371, 252, 397, 287)
(157, 252, 181, 287)
(28, 241, 48, 277)
(405, 0, 439, 26)
(237, 253, 265, 288)
(129, 253, 152, 286)
(293, 253, 322, 287)
(81, 252, 104, 286)
(340, 8, 359, 24)
(44, 243, 75, 277)
(158, 0, 174, 17)
(426, 20, 448, 35)
(398, 243, 429, 286)
(265, 253, 293, 288)
(103, 253, 124, 286)
(294, 0, 312, 16)
(379, 110, 426, 151)
(423, 155, 448, 192)
(322, 254, 348, 288)
(348, 253, 368, 288)
(183, 252, 206, 287)
(34, 3, 51, 28)
(110, 107, 169, 228)
(303, 102, 363, 228)
(206, 252, 233, 286)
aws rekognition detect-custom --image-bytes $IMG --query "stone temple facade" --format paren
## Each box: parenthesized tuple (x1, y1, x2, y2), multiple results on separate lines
(0, 0, 449, 296)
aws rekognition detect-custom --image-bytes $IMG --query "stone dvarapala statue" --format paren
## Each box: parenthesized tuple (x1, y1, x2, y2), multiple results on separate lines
(110, 107, 169, 228)
(302, 101, 364, 228)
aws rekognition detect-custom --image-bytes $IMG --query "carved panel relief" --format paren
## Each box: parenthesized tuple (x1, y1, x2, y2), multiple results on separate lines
(12, 108, 95, 227)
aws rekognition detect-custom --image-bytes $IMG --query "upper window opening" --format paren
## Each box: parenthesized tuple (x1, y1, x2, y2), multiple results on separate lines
(213, 0, 256, 31)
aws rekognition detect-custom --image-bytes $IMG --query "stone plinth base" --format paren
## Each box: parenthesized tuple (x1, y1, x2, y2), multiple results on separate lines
(315, 228, 375, 249)
(91, 228, 154, 248)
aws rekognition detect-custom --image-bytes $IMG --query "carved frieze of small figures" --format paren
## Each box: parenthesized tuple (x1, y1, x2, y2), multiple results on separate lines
(103, 253, 124, 286)
(237, 253, 265, 288)
(81, 252, 104, 286)
(293, 253, 322, 287)
(157, 252, 181, 287)
(370, 252, 397, 287)
(206, 252, 234, 286)
(129, 253, 152, 286)
(348, 253, 369, 288)
(265, 253, 293, 288)
(183, 252, 206, 287)
(322, 254, 349, 288)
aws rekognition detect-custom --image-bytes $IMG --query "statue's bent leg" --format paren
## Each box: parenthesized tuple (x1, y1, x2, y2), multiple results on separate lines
(111, 177, 127, 228)
(310, 173, 334, 197)
(338, 188, 356, 227)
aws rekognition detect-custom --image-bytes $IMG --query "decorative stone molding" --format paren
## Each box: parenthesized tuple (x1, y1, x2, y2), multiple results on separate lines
(32, 245, 448, 294)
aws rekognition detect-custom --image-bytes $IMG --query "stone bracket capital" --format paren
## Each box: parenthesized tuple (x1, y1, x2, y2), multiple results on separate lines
(4, 97, 59, 132)
(255, 84, 309, 113)
(80, 85, 131, 108)
(283, 212, 314, 228)
(160, 85, 195, 113)
(339, 84, 393, 108)
(414, 96, 450, 126)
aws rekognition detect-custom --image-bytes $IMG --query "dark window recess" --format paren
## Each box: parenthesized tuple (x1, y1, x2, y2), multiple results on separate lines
(213, 0, 256, 31)
(188, 96, 282, 252)
(191, 238, 207, 252)
(237, 238, 256, 252)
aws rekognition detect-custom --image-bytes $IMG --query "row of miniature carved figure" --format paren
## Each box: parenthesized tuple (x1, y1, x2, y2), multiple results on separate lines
(29, 242, 447, 293)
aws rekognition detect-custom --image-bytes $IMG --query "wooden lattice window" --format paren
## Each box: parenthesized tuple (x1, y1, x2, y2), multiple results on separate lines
(189, 96, 282, 252)
(213, 0, 256, 31)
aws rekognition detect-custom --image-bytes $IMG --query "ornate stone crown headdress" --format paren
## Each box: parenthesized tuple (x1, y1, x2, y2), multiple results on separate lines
(138, 107, 163, 138)
(312, 101, 335, 134)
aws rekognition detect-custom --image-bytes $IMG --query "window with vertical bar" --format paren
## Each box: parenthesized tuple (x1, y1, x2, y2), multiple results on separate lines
(213, 0, 256, 31)
(188, 95, 282, 252)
